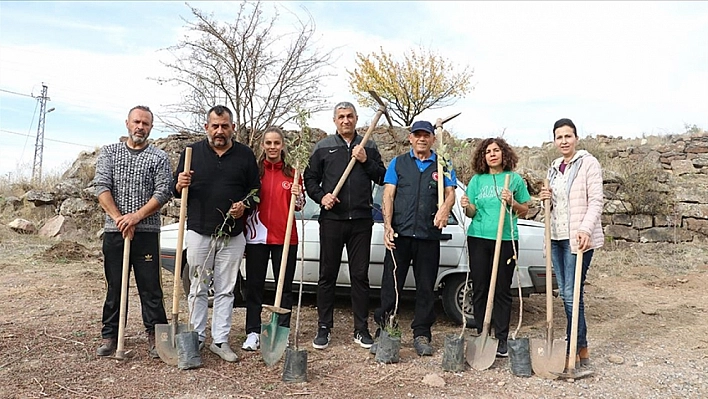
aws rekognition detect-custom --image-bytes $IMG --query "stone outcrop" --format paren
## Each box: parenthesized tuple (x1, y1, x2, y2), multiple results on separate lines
(1, 128, 707, 244)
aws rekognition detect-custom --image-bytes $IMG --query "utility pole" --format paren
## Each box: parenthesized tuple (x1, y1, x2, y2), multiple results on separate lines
(32, 83, 52, 183)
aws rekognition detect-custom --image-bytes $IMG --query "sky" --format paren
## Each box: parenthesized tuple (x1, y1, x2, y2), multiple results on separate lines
(1, 1, 707, 179)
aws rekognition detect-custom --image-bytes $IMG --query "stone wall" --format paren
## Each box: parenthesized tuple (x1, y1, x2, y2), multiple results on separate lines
(596, 131, 708, 243)
(3, 129, 707, 243)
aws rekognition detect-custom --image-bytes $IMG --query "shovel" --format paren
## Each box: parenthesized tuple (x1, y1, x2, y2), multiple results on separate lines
(434, 112, 461, 209)
(331, 91, 391, 198)
(155, 147, 192, 365)
(552, 249, 594, 380)
(466, 174, 510, 371)
(111, 237, 134, 360)
(530, 179, 566, 379)
(261, 171, 300, 366)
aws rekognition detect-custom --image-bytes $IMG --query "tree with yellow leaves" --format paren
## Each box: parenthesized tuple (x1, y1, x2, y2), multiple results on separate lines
(347, 46, 473, 127)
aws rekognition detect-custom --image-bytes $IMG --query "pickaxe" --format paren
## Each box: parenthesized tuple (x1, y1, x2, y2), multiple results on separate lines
(434, 112, 461, 208)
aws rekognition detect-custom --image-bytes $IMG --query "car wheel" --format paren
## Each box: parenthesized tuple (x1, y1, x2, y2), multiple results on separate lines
(441, 274, 476, 328)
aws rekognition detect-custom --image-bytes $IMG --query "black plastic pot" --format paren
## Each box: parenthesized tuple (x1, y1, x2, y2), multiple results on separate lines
(176, 331, 202, 370)
(508, 337, 532, 377)
(441, 334, 465, 372)
(282, 347, 308, 383)
(375, 330, 401, 364)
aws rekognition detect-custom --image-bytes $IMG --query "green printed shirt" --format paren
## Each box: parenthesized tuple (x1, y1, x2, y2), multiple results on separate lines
(465, 171, 531, 241)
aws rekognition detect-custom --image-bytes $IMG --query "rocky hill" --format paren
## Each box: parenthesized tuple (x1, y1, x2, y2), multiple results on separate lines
(2, 126, 707, 244)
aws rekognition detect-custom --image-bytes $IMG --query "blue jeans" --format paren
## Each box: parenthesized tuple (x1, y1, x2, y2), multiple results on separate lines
(550, 239, 593, 351)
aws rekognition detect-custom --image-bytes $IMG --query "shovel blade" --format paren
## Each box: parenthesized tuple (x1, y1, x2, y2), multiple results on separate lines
(530, 337, 566, 379)
(155, 322, 188, 366)
(261, 314, 290, 367)
(551, 367, 594, 380)
(465, 334, 498, 371)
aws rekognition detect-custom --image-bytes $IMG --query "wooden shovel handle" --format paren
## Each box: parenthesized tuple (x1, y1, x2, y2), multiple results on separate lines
(116, 237, 131, 354)
(274, 172, 300, 307)
(481, 174, 511, 336)
(543, 179, 555, 342)
(331, 104, 386, 198)
(435, 121, 445, 209)
(172, 147, 192, 315)
(568, 250, 584, 371)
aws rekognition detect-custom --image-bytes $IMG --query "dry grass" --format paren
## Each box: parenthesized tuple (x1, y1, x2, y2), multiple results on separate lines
(594, 240, 706, 277)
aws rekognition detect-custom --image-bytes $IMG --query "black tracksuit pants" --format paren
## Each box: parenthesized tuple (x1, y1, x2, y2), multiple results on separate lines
(374, 236, 440, 340)
(101, 232, 167, 338)
(244, 243, 297, 334)
(467, 236, 518, 342)
(317, 218, 373, 332)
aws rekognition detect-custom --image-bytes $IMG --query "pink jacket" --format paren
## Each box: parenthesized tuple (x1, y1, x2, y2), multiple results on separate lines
(547, 150, 604, 253)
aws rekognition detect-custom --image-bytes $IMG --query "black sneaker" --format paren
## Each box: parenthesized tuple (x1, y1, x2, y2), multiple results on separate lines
(413, 336, 433, 356)
(354, 329, 374, 349)
(496, 339, 508, 357)
(312, 326, 330, 350)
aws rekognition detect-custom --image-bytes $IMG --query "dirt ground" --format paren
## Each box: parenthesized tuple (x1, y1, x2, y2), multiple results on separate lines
(0, 227, 707, 399)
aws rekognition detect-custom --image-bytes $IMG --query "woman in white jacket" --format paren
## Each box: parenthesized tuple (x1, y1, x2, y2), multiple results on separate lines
(539, 118, 604, 368)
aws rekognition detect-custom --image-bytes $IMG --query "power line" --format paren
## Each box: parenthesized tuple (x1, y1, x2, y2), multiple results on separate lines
(0, 88, 35, 98)
(0, 128, 96, 149)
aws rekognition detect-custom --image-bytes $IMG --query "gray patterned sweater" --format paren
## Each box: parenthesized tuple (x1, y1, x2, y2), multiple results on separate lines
(93, 142, 173, 233)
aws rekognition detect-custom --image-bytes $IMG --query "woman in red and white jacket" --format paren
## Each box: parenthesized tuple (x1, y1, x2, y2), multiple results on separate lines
(242, 126, 305, 351)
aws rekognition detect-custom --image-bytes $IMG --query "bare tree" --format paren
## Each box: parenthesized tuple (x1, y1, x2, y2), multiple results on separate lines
(153, 1, 333, 148)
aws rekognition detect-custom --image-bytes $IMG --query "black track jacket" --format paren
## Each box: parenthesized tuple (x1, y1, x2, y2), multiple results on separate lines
(303, 133, 386, 221)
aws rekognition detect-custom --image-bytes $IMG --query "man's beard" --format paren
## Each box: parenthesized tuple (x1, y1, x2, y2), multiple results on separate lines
(208, 134, 230, 148)
(129, 132, 147, 145)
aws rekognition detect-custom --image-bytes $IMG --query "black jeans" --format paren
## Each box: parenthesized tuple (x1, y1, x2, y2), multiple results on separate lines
(101, 232, 167, 338)
(374, 236, 440, 340)
(317, 218, 373, 332)
(244, 243, 297, 334)
(467, 236, 518, 342)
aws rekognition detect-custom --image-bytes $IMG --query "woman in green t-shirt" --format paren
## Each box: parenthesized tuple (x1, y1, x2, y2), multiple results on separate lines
(460, 137, 530, 357)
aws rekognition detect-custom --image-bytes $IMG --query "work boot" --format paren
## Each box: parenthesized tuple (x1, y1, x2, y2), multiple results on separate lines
(578, 347, 590, 367)
(147, 331, 159, 359)
(413, 336, 433, 356)
(96, 338, 117, 357)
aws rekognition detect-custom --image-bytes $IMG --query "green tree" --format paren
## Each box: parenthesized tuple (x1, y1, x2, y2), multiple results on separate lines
(347, 46, 473, 127)
(153, 1, 333, 148)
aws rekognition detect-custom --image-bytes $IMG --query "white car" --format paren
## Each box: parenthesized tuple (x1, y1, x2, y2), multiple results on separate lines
(160, 181, 554, 327)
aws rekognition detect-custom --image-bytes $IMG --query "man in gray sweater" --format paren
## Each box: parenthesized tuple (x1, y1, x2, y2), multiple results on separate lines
(92, 105, 172, 358)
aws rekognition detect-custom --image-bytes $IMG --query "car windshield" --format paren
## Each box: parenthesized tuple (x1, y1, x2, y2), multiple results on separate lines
(300, 184, 458, 225)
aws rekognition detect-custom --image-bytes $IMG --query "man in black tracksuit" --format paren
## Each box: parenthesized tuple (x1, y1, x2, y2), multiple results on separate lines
(373, 120, 456, 356)
(303, 101, 386, 350)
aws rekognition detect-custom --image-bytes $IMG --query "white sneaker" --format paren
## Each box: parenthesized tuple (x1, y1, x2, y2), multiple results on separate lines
(209, 342, 238, 362)
(242, 332, 260, 351)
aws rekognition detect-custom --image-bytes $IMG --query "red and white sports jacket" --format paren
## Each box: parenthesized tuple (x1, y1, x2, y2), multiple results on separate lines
(245, 160, 305, 245)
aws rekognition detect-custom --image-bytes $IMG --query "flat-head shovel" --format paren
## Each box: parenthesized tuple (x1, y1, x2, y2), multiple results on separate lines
(155, 147, 192, 365)
(466, 174, 510, 371)
(261, 172, 300, 366)
(552, 249, 594, 380)
(434, 112, 461, 209)
(530, 179, 566, 379)
(111, 237, 134, 360)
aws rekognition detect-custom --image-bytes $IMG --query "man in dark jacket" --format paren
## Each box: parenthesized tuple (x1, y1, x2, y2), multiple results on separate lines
(373, 120, 456, 356)
(173, 105, 260, 362)
(303, 101, 386, 350)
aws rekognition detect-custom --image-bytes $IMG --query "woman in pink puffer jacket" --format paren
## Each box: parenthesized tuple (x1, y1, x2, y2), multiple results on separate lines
(539, 118, 604, 369)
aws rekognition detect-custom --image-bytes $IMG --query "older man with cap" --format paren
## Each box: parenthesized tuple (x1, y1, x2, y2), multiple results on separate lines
(372, 120, 457, 356)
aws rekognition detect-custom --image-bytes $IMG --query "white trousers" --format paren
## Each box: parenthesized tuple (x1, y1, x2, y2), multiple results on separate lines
(185, 230, 245, 344)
